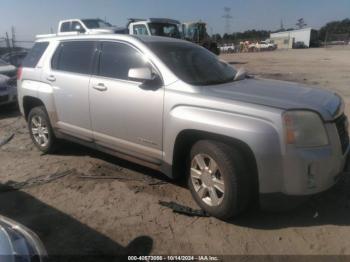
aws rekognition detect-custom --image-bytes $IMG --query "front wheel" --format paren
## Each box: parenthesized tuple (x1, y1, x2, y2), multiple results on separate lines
(188, 140, 253, 219)
(28, 106, 57, 154)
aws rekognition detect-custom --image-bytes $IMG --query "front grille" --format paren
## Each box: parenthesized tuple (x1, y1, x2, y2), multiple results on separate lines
(0, 95, 9, 103)
(335, 114, 349, 154)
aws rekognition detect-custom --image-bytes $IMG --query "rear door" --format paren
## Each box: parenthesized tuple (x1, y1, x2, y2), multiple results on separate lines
(43, 40, 97, 141)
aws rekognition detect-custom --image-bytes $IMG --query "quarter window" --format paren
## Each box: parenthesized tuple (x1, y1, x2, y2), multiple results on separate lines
(98, 42, 149, 80)
(51, 41, 96, 75)
(22, 42, 49, 68)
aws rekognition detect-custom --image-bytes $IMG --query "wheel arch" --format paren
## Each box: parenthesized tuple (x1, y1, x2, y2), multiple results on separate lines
(171, 129, 259, 192)
(22, 96, 45, 120)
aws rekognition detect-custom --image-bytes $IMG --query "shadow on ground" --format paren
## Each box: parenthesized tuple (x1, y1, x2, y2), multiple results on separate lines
(0, 105, 21, 120)
(54, 141, 176, 186)
(0, 184, 153, 261)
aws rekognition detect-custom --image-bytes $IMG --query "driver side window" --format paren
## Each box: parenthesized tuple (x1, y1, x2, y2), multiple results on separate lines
(98, 41, 150, 81)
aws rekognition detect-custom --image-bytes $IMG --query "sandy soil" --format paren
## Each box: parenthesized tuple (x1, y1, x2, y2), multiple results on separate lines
(1, 47, 350, 258)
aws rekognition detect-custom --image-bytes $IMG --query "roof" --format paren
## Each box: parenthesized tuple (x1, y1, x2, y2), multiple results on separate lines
(36, 33, 189, 45)
(270, 27, 313, 36)
(128, 18, 180, 24)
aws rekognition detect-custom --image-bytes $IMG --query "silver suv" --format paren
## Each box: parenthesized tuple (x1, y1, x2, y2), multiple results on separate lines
(18, 34, 349, 219)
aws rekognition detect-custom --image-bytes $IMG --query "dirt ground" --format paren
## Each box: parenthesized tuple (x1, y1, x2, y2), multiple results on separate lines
(1, 47, 350, 258)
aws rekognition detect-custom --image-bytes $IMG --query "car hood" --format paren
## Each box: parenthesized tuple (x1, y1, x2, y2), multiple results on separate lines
(201, 78, 342, 121)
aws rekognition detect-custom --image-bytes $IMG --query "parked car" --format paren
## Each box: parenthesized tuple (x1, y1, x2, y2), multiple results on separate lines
(0, 215, 47, 261)
(293, 41, 308, 49)
(220, 43, 235, 53)
(248, 40, 276, 51)
(18, 34, 349, 219)
(1, 51, 28, 67)
(127, 18, 182, 39)
(0, 74, 17, 106)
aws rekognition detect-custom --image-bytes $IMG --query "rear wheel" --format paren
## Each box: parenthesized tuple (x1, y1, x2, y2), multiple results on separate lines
(188, 140, 253, 219)
(28, 106, 57, 154)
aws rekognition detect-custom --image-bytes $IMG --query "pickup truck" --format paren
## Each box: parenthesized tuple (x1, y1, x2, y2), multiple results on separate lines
(127, 18, 182, 38)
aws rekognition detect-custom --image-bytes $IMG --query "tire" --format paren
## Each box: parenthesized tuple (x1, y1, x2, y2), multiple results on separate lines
(187, 140, 253, 219)
(28, 106, 57, 154)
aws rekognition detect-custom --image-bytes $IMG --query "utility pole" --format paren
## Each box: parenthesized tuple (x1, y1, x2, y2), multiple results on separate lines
(5, 32, 11, 52)
(222, 7, 233, 35)
(11, 26, 16, 49)
(280, 18, 285, 31)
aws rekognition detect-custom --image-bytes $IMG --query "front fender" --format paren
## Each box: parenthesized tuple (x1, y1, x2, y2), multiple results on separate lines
(164, 105, 285, 193)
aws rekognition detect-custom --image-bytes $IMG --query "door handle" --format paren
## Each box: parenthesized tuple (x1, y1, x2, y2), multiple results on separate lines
(93, 83, 108, 91)
(47, 75, 56, 82)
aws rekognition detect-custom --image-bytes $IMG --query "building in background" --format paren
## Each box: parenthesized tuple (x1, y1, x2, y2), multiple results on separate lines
(270, 28, 318, 49)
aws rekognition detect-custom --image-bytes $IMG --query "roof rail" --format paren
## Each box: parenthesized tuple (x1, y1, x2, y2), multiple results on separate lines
(35, 31, 80, 39)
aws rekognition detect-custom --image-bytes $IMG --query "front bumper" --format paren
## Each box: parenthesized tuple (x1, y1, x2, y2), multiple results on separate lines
(280, 119, 349, 196)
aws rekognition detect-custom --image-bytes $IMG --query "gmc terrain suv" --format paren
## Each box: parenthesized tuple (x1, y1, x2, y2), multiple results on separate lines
(18, 34, 349, 219)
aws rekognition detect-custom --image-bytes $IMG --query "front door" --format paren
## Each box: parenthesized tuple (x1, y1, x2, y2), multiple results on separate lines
(89, 41, 164, 163)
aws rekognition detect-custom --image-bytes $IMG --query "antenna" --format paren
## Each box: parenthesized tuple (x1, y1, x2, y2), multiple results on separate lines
(222, 7, 233, 34)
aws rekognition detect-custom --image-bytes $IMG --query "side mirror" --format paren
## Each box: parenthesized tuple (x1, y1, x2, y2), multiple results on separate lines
(74, 24, 85, 33)
(128, 67, 162, 89)
(128, 67, 153, 81)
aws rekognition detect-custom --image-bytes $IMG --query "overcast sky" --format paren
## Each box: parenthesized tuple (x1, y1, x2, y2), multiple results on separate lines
(1, 0, 349, 41)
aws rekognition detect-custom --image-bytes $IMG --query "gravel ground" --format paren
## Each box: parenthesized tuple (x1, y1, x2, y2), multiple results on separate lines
(1, 47, 350, 258)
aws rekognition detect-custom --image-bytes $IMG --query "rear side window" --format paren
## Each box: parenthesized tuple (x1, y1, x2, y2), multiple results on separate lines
(99, 42, 148, 80)
(61, 22, 71, 32)
(51, 41, 96, 75)
(22, 42, 49, 68)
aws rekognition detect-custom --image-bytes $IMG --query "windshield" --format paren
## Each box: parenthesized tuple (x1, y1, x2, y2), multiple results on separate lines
(148, 23, 181, 38)
(147, 42, 236, 86)
(82, 19, 112, 29)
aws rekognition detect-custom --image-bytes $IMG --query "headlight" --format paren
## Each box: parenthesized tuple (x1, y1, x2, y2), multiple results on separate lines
(283, 111, 328, 147)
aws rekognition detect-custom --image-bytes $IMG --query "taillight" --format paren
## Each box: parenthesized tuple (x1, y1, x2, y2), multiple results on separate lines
(17, 67, 23, 80)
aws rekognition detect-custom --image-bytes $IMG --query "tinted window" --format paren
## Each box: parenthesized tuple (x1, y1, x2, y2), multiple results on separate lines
(147, 41, 236, 86)
(52, 41, 96, 74)
(61, 22, 71, 32)
(22, 42, 49, 68)
(133, 25, 149, 35)
(99, 42, 148, 80)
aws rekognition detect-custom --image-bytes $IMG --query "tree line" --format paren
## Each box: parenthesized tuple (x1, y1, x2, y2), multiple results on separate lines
(213, 18, 350, 44)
